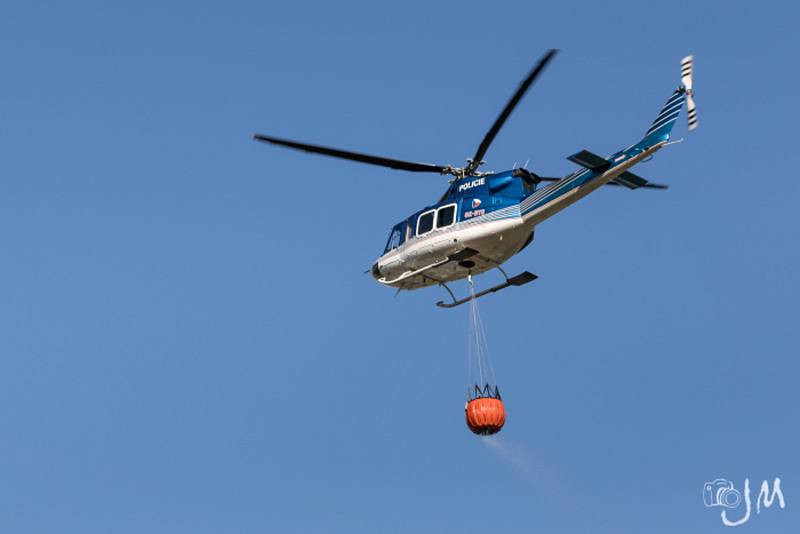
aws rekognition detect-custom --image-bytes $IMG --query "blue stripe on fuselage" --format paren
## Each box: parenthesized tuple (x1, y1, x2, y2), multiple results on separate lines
(519, 167, 594, 215)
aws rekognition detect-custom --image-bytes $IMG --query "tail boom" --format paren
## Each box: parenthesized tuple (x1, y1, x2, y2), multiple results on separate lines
(520, 141, 667, 226)
(520, 54, 695, 227)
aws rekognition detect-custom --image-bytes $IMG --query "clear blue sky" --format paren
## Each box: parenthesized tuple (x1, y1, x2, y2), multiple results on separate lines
(1, 1, 797, 533)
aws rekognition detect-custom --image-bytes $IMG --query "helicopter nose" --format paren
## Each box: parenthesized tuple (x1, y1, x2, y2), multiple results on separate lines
(371, 262, 382, 280)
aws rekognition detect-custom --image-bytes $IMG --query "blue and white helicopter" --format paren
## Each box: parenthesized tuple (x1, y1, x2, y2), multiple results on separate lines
(254, 50, 698, 308)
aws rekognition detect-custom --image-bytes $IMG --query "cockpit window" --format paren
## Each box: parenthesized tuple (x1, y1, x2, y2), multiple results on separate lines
(436, 204, 456, 228)
(417, 210, 435, 236)
(384, 223, 405, 253)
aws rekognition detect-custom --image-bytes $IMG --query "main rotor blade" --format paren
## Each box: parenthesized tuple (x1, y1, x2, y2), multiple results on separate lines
(253, 134, 450, 174)
(472, 49, 558, 166)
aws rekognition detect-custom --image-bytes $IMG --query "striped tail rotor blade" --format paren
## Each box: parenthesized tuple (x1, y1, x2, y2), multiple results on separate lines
(681, 55, 697, 131)
(681, 55, 693, 91)
(686, 92, 698, 131)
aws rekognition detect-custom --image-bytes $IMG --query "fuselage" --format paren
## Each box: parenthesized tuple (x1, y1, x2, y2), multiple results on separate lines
(371, 142, 665, 290)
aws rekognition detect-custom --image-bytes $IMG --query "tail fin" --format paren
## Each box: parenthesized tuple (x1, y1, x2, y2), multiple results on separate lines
(641, 88, 686, 146)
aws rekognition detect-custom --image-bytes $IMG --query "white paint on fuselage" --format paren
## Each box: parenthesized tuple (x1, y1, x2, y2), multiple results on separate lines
(374, 214, 532, 290)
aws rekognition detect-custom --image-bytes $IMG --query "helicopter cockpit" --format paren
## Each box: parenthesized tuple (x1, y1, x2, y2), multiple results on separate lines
(383, 222, 407, 254)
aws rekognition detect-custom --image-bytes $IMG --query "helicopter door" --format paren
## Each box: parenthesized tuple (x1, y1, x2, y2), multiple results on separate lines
(436, 204, 457, 228)
(416, 210, 435, 236)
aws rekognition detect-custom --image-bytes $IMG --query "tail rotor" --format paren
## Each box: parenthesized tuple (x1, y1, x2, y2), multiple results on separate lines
(681, 55, 698, 131)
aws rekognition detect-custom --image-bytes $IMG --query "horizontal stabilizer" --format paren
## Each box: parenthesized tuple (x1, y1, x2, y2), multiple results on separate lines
(567, 149, 666, 190)
(613, 170, 647, 189)
(611, 170, 669, 189)
(605, 179, 669, 190)
(567, 150, 610, 172)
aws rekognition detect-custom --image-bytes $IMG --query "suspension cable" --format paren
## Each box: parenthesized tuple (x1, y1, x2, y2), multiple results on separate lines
(466, 275, 497, 400)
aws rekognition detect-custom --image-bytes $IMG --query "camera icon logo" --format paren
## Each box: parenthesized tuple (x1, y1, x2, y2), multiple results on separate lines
(703, 478, 742, 508)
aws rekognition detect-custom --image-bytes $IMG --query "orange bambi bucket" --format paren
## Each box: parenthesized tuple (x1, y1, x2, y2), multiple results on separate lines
(465, 396, 506, 435)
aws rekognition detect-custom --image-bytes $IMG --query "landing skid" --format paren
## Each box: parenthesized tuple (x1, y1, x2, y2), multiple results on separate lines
(436, 268, 538, 309)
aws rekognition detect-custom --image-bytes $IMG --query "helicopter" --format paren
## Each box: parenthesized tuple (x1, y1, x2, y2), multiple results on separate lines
(254, 50, 698, 308)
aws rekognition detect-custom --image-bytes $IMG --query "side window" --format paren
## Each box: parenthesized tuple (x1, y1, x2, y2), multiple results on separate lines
(417, 211, 434, 236)
(436, 204, 456, 228)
